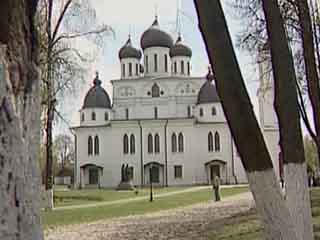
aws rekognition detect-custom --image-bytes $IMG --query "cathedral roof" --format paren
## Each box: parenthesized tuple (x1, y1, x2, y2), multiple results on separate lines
(119, 37, 142, 60)
(197, 69, 220, 104)
(83, 74, 111, 109)
(169, 35, 192, 58)
(140, 17, 174, 50)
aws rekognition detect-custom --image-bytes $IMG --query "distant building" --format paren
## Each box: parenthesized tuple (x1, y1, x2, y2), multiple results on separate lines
(72, 17, 279, 188)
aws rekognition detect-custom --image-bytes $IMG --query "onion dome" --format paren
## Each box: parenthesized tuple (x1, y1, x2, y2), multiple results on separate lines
(83, 73, 111, 109)
(119, 36, 142, 60)
(169, 35, 192, 58)
(197, 68, 219, 104)
(140, 17, 174, 50)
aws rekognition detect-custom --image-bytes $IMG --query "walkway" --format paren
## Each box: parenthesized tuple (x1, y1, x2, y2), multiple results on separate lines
(46, 191, 254, 240)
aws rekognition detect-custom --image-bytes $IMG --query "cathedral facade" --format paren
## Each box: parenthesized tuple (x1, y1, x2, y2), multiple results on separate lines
(72, 18, 279, 188)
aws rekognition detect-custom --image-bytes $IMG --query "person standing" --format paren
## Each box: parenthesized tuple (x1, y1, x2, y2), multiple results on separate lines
(212, 174, 221, 201)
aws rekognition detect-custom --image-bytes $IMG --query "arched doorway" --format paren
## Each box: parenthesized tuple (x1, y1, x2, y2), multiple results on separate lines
(205, 159, 227, 184)
(144, 162, 164, 186)
(80, 163, 103, 188)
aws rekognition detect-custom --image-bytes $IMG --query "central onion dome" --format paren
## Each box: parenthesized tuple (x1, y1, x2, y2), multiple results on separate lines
(197, 68, 220, 104)
(169, 35, 192, 58)
(140, 17, 174, 50)
(119, 36, 142, 60)
(83, 73, 111, 109)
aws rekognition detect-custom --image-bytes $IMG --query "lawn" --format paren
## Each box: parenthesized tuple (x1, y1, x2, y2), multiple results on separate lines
(42, 186, 248, 228)
(208, 187, 320, 240)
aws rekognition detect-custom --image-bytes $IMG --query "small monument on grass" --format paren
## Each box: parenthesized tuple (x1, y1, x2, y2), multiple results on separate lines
(117, 164, 134, 190)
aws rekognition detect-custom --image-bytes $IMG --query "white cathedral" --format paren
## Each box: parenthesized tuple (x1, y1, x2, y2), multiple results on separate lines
(72, 17, 280, 188)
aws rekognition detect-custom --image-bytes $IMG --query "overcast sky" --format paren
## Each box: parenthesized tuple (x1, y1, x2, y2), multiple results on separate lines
(56, 0, 260, 136)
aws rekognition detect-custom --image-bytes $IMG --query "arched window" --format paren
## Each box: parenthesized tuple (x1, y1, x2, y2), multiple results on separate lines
(145, 55, 149, 73)
(212, 107, 216, 116)
(123, 134, 129, 154)
(187, 62, 190, 75)
(152, 83, 160, 97)
(148, 134, 153, 153)
(187, 106, 191, 118)
(178, 133, 184, 152)
(105, 112, 109, 121)
(164, 54, 168, 72)
(130, 134, 135, 154)
(154, 54, 158, 72)
(88, 136, 93, 155)
(155, 134, 160, 153)
(174, 62, 177, 74)
(122, 63, 125, 77)
(171, 133, 177, 153)
(154, 107, 158, 119)
(92, 112, 96, 120)
(125, 108, 129, 120)
(208, 132, 213, 152)
(215, 132, 220, 152)
(136, 63, 139, 76)
(129, 62, 132, 76)
(94, 136, 99, 155)
(181, 61, 184, 74)
(81, 113, 85, 122)
(200, 108, 204, 117)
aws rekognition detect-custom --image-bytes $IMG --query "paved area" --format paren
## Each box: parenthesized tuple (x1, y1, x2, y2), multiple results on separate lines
(45, 191, 254, 240)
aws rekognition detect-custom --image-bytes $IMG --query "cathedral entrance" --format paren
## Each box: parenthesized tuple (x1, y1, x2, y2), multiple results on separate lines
(210, 165, 220, 180)
(89, 168, 99, 185)
(150, 165, 160, 183)
(80, 164, 103, 188)
(205, 160, 226, 184)
(144, 162, 164, 186)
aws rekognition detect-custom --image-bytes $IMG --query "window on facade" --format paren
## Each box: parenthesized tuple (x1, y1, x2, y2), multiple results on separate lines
(181, 61, 184, 74)
(154, 54, 158, 72)
(174, 165, 183, 178)
(129, 63, 132, 76)
(92, 112, 96, 120)
(81, 113, 85, 122)
(178, 133, 184, 152)
(155, 134, 160, 153)
(125, 108, 129, 120)
(212, 107, 216, 116)
(174, 62, 177, 74)
(164, 54, 168, 72)
(88, 136, 93, 155)
(171, 133, 177, 153)
(154, 107, 158, 119)
(136, 63, 139, 76)
(187, 106, 191, 118)
(200, 108, 204, 117)
(148, 134, 153, 153)
(187, 62, 190, 75)
(145, 55, 149, 73)
(130, 134, 135, 154)
(128, 166, 134, 180)
(151, 83, 160, 97)
(105, 112, 109, 121)
(208, 132, 213, 152)
(215, 132, 220, 152)
(123, 134, 129, 154)
(94, 136, 99, 155)
(122, 63, 125, 77)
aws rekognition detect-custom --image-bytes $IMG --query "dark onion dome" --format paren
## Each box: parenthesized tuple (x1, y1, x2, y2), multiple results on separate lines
(83, 73, 111, 109)
(140, 17, 174, 50)
(197, 68, 220, 104)
(169, 35, 192, 58)
(119, 36, 142, 60)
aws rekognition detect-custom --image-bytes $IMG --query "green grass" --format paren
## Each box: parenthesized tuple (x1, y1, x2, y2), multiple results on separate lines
(42, 186, 248, 228)
(209, 187, 320, 240)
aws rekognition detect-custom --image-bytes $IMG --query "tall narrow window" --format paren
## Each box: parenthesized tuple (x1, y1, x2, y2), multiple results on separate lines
(123, 134, 129, 154)
(151, 83, 160, 97)
(155, 134, 160, 153)
(92, 112, 96, 120)
(164, 54, 168, 72)
(88, 136, 93, 155)
(212, 107, 216, 116)
(181, 61, 184, 74)
(171, 133, 177, 153)
(145, 55, 149, 73)
(174, 62, 177, 74)
(122, 63, 125, 77)
(125, 108, 129, 120)
(187, 106, 191, 118)
(105, 112, 109, 121)
(129, 63, 132, 76)
(208, 132, 213, 152)
(130, 134, 135, 154)
(136, 63, 139, 76)
(187, 62, 190, 75)
(154, 107, 158, 119)
(148, 134, 153, 153)
(154, 54, 158, 72)
(200, 108, 204, 117)
(81, 113, 85, 122)
(215, 132, 220, 152)
(178, 133, 184, 152)
(94, 136, 99, 155)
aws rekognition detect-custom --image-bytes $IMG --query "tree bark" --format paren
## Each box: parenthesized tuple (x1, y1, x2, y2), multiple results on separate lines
(261, 0, 314, 239)
(193, 1, 299, 239)
(0, 1, 43, 239)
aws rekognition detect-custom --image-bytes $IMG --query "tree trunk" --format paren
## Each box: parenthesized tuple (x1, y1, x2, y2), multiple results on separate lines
(0, 1, 43, 239)
(193, 1, 299, 239)
(261, 0, 314, 239)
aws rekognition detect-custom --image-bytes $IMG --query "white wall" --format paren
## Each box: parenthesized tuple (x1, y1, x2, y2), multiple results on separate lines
(143, 47, 171, 77)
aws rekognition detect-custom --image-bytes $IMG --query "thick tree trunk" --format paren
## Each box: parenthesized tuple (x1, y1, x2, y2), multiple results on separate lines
(261, 0, 314, 239)
(193, 1, 298, 239)
(0, 1, 43, 239)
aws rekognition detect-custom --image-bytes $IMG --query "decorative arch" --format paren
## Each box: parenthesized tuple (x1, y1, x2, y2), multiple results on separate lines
(152, 83, 160, 97)
(123, 134, 129, 154)
(154, 134, 160, 153)
(148, 134, 153, 153)
(94, 136, 99, 155)
(171, 133, 177, 153)
(208, 132, 213, 152)
(130, 134, 135, 154)
(88, 136, 93, 155)
(215, 132, 220, 152)
(178, 133, 184, 152)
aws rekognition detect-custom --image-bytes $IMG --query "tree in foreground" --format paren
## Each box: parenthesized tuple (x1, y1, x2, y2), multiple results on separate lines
(194, 0, 313, 239)
(0, 0, 43, 239)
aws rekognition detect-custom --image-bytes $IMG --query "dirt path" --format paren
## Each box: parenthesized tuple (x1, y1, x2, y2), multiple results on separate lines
(46, 191, 254, 240)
